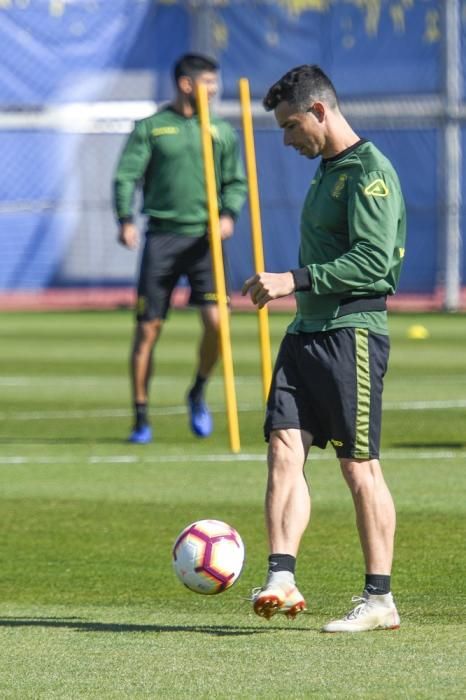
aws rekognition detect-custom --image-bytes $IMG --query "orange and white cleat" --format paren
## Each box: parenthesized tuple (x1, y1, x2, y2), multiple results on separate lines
(251, 576, 307, 620)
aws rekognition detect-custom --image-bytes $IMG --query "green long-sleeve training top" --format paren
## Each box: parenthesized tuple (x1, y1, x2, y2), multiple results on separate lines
(113, 106, 247, 236)
(289, 139, 407, 336)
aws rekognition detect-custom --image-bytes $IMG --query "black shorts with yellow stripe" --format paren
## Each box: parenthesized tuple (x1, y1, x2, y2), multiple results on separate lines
(264, 328, 390, 459)
(136, 232, 217, 321)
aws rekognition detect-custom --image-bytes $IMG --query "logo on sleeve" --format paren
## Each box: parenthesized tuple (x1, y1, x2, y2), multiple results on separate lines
(364, 179, 389, 197)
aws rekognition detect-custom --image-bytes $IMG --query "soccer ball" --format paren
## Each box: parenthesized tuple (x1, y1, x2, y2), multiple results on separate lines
(172, 519, 245, 595)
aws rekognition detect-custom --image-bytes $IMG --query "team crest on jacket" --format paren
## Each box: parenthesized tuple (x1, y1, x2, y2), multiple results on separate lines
(331, 174, 348, 199)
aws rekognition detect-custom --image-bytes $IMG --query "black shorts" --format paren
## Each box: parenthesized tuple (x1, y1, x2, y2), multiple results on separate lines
(136, 232, 217, 321)
(264, 328, 390, 459)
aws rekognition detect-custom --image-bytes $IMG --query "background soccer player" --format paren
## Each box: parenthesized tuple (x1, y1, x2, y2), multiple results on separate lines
(114, 53, 247, 444)
(243, 65, 406, 632)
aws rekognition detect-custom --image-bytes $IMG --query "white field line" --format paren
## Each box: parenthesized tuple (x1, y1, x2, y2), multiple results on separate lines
(3, 374, 466, 388)
(1, 399, 466, 421)
(385, 399, 466, 410)
(0, 450, 465, 466)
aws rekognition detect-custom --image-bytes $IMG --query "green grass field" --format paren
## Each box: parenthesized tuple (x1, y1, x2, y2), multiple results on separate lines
(0, 309, 465, 698)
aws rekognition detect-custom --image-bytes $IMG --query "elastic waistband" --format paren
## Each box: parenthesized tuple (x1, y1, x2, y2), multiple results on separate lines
(336, 295, 387, 318)
(147, 217, 206, 236)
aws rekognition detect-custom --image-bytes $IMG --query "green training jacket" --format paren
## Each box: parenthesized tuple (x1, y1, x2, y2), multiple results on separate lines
(288, 140, 407, 336)
(113, 106, 247, 236)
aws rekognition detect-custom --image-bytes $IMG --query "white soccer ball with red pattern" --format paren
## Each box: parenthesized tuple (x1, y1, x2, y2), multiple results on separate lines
(172, 519, 245, 594)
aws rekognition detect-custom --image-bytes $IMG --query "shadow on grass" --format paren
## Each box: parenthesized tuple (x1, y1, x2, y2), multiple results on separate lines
(0, 617, 312, 636)
(0, 435, 219, 447)
(0, 437, 131, 446)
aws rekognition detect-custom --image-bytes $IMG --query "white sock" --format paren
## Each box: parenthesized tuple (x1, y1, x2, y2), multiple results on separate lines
(266, 570, 295, 586)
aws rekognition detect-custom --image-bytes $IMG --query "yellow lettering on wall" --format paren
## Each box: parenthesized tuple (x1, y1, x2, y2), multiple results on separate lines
(213, 17, 228, 50)
(364, 0, 382, 37)
(424, 9, 440, 44)
(277, 0, 329, 16)
(0, 0, 443, 53)
(390, 5, 406, 34)
(268, 0, 437, 46)
(49, 0, 65, 17)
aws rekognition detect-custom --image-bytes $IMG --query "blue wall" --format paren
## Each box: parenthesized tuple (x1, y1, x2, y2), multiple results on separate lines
(219, 2, 442, 99)
(0, 0, 459, 294)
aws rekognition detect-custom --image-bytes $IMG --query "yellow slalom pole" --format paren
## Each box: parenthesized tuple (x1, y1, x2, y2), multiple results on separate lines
(239, 77, 273, 403)
(196, 83, 240, 454)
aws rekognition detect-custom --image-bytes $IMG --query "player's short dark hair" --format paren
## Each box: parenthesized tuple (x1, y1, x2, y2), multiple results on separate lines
(173, 53, 219, 84)
(263, 65, 338, 112)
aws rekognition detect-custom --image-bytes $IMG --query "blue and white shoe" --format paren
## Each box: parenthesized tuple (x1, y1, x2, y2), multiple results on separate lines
(187, 397, 213, 438)
(128, 424, 153, 444)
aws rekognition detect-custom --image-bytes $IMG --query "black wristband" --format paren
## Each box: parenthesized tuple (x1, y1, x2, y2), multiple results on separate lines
(118, 215, 133, 224)
(291, 267, 312, 291)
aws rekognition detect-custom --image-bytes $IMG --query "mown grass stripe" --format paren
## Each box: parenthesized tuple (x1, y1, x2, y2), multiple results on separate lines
(0, 450, 465, 466)
(2, 398, 466, 422)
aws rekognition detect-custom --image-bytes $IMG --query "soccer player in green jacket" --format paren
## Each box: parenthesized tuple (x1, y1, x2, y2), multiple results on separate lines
(242, 65, 406, 632)
(113, 54, 247, 444)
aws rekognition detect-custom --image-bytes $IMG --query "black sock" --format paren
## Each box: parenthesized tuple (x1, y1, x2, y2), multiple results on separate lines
(365, 574, 391, 595)
(268, 553, 296, 576)
(188, 373, 207, 402)
(135, 402, 148, 429)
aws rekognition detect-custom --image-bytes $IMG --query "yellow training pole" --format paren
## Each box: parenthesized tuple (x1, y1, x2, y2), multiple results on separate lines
(239, 77, 273, 402)
(196, 83, 240, 453)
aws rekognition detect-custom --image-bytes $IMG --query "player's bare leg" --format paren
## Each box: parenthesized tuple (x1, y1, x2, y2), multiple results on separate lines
(197, 304, 220, 377)
(128, 318, 163, 443)
(321, 458, 399, 632)
(187, 304, 219, 437)
(340, 458, 395, 575)
(132, 319, 163, 403)
(266, 429, 312, 555)
(253, 428, 312, 619)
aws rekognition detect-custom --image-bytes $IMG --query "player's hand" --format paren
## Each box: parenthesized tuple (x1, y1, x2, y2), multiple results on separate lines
(118, 222, 139, 249)
(219, 215, 234, 240)
(241, 271, 295, 308)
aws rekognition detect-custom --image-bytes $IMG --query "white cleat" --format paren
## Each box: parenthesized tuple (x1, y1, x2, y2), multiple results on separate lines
(321, 592, 400, 633)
